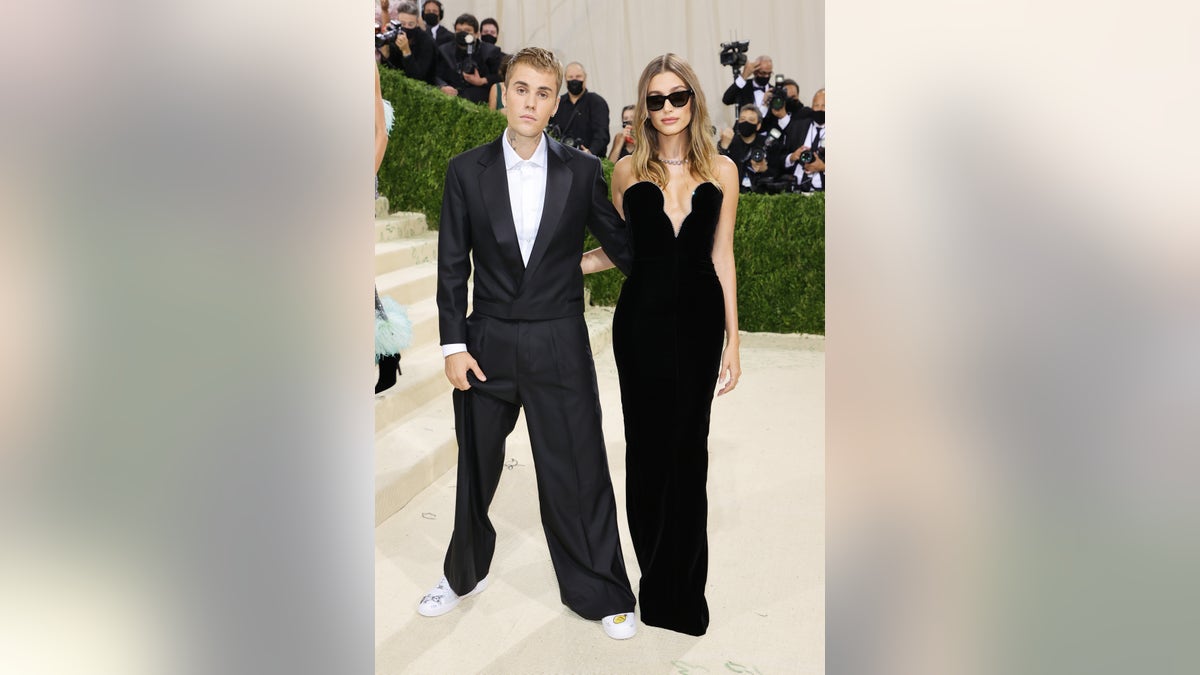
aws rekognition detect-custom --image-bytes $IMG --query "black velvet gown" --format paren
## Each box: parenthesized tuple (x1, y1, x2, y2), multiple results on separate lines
(612, 180, 726, 636)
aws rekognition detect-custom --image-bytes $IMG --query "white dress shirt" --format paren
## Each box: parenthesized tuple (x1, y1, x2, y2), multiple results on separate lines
(442, 130, 549, 358)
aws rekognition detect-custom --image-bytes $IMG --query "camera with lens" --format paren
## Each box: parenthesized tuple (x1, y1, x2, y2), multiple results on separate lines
(749, 147, 767, 164)
(455, 33, 478, 74)
(719, 40, 750, 71)
(752, 174, 797, 195)
(768, 74, 790, 112)
(376, 20, 402, 48)
(798, 146, 825, 166)
(548, 125, 584, 149)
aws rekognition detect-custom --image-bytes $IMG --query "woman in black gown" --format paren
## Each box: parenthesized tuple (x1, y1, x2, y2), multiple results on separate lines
(582, 53, 741, 636)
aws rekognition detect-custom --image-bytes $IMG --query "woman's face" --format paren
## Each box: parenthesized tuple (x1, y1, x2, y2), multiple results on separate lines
(645, 71, 692, 137)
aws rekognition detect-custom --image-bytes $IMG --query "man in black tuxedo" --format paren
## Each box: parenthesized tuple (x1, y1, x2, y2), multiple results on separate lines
(421, 0, 453, 48)
(419, 47, 640, 640)
(722, 54, 774, 117)
(433, 13, 502, 104)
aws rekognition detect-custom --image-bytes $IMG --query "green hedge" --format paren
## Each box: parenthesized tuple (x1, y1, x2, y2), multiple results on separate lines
(379, 66, 824, 334)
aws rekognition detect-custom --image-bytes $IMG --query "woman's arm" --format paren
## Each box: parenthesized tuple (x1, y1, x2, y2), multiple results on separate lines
(374, 66, 388, 174)
(712, 155, 742, 395)
(488, 83, 498, 110)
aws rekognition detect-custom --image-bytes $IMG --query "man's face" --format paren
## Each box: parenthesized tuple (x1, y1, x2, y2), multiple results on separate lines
(621, 109, 634, 127)
(396, 12, 419, 31)
(422, 2, 440, 21)
(565, 64, 586, 86)
(481, 24, 498, 40)
(754, 58, 773, 79)
(738, 109, 761, 130)
(455, 22, 475, 37)
(785, 83, 799, 100)
(504, 64, 561, 138)
(812, 91, 825, 111)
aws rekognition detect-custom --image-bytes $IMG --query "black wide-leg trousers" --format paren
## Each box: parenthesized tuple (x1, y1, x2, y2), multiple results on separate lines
(442, 313, 635, 620)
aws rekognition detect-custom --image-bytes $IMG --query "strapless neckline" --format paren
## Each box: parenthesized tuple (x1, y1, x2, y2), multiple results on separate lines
(629, 180, 720, 239)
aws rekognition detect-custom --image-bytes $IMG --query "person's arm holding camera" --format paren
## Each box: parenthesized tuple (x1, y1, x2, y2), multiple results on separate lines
(722, 57, 759, 105)
(433, 46, 459, 96)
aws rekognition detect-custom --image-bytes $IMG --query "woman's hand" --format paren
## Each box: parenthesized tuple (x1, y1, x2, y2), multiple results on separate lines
(716, 343, 741, 396)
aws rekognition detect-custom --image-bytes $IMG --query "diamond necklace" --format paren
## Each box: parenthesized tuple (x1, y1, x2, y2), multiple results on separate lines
(660, 157, 688, 165)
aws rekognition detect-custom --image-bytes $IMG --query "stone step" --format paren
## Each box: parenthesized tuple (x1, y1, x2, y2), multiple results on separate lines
(376, 212, 428, 243)
(374, 394, 457, 527)
(375, 196, 390, 218)
(375, 232, 439, 276)
(373, 305, 617, 525)
(376, 261, 437, 308)
(374, 341, 450, 435)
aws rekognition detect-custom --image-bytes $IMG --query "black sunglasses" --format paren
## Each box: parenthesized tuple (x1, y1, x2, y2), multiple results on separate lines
(645, 89, 694, 111)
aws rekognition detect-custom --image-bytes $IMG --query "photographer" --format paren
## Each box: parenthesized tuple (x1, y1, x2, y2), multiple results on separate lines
(422, 0, 453, 48)
(783, 88, 826, 193)
(722, 54, 774, 117)
(760, 77, 812, 154)
(479, 17, 508, 80)
(547, 62, 610, 157)
(433, 13, 502, 104)
(607, 104, 636, 162)
(718, 104, 787, 193)
(379, 2, 436, 84)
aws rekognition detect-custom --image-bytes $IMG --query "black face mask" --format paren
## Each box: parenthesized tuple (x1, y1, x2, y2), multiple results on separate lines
(402, 26, 421, 41)
(480, 34, 497, 44)
(423, 12, 440, 27)
(566, 80, 584, 96)
(455, 31, 474, 47)
(785, 98, 801, 114)
(812, 110, 825, 125)
(736, 121, 758, 138)
(754, 75, 771, 87)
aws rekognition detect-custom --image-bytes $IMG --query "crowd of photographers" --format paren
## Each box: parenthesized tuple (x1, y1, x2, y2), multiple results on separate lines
(376, 6, 823, 192)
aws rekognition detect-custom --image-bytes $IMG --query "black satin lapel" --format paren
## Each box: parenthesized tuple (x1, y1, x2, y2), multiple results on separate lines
(480, 155, 526, 282)
(521, 148, 571, 284)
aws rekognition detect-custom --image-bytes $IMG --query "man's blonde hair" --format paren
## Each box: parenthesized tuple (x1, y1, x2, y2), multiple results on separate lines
(503, 47, 564, 93)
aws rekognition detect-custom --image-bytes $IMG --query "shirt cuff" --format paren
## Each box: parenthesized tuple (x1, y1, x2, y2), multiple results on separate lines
(442, 343, 468, 357)
(734, 74, 747, 88)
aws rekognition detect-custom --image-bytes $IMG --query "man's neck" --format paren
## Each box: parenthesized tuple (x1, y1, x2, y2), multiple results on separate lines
(507, 128, 542, 160)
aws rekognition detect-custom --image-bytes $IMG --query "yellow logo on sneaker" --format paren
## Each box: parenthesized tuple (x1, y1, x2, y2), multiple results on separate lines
(613, 615, 626, 624)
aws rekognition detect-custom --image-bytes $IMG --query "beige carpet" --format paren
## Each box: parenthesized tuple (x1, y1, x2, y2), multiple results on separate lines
(376, 333, 824, 674)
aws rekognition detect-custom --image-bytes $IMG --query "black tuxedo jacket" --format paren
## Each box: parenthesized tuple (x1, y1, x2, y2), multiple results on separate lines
(437, 135, 633, 345)
(721, 78, 765, 109)
(427, 24, 454, 48)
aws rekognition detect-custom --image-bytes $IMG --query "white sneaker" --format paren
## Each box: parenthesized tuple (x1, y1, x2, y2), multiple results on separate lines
(601, 612, 637, 639)
(416, 575, 489, 617)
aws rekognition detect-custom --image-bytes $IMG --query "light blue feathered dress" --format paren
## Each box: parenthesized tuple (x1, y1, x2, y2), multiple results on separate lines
(376, 97, 412, 389)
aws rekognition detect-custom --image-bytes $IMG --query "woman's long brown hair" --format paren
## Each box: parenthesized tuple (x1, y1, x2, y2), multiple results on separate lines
(629, 53, 720, 189)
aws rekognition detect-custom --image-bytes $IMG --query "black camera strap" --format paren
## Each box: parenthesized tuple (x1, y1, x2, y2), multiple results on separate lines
(559, 92, 588, 138)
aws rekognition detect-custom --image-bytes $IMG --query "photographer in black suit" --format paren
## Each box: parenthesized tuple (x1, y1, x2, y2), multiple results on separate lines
(721, 55, 774, 117)
(422, 0, 453, 48)
(718, 104, 785, 192)
(783, 88, 826, 192)
(547, 62, 610, 157)
(379, 2, 437, 84)
(433, 13, 502, 104)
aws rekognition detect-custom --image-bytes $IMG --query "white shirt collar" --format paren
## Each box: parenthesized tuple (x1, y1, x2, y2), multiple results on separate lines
(502, 130, 548, 170)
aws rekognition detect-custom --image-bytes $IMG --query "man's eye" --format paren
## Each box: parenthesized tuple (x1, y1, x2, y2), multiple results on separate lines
(516, 87, 526, 94)
(538, 92, 548, 99)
